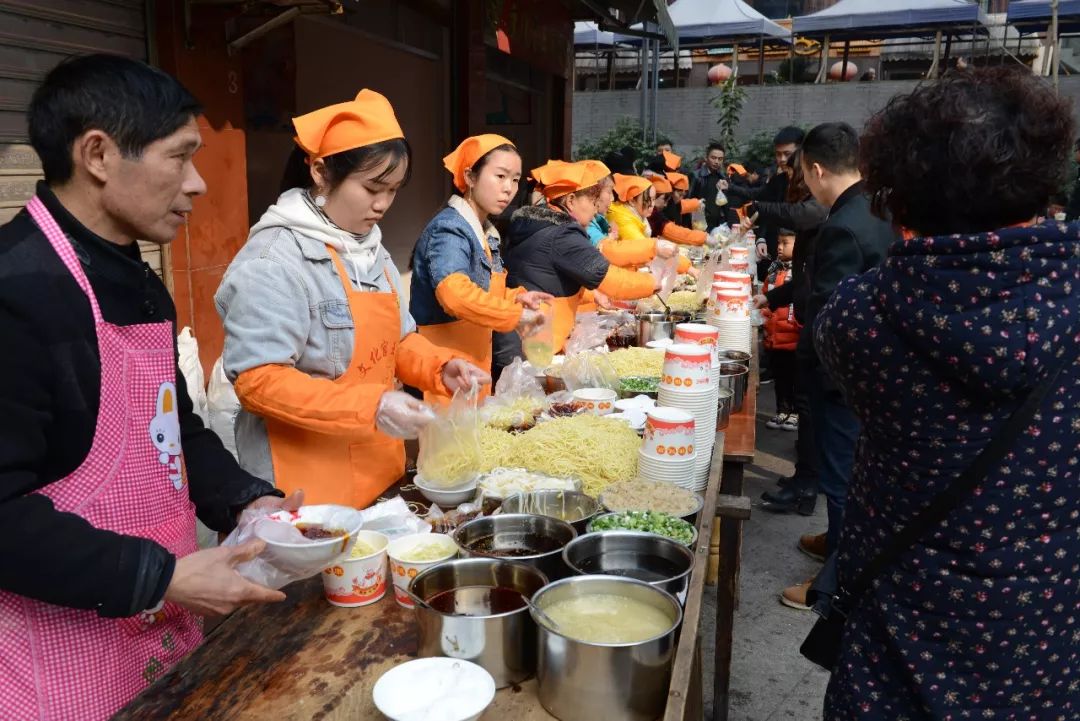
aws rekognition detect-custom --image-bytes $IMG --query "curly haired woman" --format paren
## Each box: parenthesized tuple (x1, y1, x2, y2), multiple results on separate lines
(815, 67, 1080, 719)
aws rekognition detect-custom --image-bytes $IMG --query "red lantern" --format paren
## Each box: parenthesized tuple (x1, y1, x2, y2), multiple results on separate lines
(707, 63, 733, 85)
(828, 60, 859, 81)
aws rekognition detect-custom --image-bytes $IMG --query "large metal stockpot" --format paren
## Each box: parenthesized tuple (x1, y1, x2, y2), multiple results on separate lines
(561, 531, 695, 601)
(531, 575, 682, 721)
(453, 514, 578, 581)
(499, 491, 601, 536)
(410, 558, 549, 688)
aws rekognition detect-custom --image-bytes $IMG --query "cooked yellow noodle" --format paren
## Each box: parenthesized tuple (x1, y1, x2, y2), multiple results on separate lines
(606, 348, 665, 379)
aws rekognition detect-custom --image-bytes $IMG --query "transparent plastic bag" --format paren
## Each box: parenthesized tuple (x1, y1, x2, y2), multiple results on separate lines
(520, 301, 554, 368)
(416, 387, 483, 488)
(697, 248, 724, 306)
(647, 254, 679, 303)
(482, 358, 546, 431)
(565, 313, 617, 357)
(560, 350, 619, 392)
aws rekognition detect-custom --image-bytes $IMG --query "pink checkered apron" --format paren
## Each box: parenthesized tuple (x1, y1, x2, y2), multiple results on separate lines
(0, 197, 202, 720)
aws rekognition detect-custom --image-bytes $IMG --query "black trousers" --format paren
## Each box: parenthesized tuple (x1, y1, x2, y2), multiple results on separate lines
(792, 361, 819, 492)
(769, 349, 798, 414)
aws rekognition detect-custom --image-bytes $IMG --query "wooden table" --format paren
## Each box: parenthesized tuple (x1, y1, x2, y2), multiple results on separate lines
(115, 442, 727, 721)
(707, 336, 759, 721)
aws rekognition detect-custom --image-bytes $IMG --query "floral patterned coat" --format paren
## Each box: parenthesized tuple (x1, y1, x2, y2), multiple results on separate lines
(814, 221, 1080, 720)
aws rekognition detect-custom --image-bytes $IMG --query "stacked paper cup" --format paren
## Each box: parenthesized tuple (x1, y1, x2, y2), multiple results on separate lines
(707, 286, 752, 355)
(672, 325, 721, 489)
(657, 343, 715, 491)
(639, 407, 697, 486)
(712, 271, 755, 351)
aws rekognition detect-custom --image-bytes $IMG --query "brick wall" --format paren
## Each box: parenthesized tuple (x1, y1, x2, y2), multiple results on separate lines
(573, 76, 1080, 159)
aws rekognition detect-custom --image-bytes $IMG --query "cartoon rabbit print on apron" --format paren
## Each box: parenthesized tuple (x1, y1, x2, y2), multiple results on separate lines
(150, 381, 185, 490)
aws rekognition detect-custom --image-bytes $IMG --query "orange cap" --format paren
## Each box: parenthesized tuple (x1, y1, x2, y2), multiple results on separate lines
(727, 163, 748, 177)
(613, 173, 651, 202)
(662, 150, 682, 172)
(531, 159, 611, 201)
(443, 134, 516, 192)
(649, 175, 673, 194)
(667, 171, 690, 191)
(293, 90, 404, 159)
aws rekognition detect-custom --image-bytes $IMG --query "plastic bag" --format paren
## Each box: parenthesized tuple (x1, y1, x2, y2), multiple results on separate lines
(560, 351, 619, 392)
(483, 358, 546, 431)
(177, 327, 207, 424)
(224, 504, 364, 590)
(697, 248, 724, 306)
(416, 387, 483, 488)
(565, 313, 616, 357)
(647, 254, 679, 303)
(207, 357, 240, 459)
(356, 496, 431, 539)
(520, 301, 554, 368)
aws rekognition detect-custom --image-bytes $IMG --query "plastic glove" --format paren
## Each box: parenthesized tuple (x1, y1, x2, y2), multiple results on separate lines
(441, 358, 492, 395)
(656, 239, 677, 259)
(516, 290, 554, 310)
(375, 390, 437, 439)
(516, 307, 545, 335)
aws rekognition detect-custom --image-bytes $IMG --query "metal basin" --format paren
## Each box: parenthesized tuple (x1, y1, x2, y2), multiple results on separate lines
(562, 531, 694, 601)
(453, 514, 578, 581)
(717, 387, 734, 430)
(499, 491, 600, 535)
(636, 316, 674, 346)
(532, 575, 682, 721)
(717, 362, 749, 412)
(410, 558, 549, 688)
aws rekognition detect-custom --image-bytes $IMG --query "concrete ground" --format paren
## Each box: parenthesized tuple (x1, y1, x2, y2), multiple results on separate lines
(700, 386, 831, 721)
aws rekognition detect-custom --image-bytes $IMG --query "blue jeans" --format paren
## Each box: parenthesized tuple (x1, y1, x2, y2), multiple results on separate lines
(807, 369, 860, 556)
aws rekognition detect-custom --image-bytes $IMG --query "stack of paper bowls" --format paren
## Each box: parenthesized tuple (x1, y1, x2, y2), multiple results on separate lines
(672, 325, 721, 489)
(707, 285, 752, 355)
(656, 343, 716, 492)
(638, 407, 697, 486)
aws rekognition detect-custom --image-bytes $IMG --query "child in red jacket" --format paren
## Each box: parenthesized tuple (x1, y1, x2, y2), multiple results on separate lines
(763, 230, 799, 430)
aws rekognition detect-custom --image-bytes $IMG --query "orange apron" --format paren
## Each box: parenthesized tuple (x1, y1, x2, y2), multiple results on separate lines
(418, 232, 502, 404)
(264, 247, 403, 509)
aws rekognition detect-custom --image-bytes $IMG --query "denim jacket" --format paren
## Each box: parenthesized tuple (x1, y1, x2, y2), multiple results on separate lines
(410, 198, 505, 327)
(215, 222, 415, 482)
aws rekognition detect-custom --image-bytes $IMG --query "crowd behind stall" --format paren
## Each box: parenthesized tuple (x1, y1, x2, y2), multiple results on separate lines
(0, 52, 1078, 721)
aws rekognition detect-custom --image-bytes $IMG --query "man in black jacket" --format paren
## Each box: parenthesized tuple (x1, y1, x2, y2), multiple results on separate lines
(0, 55, 295, 713)
(779, 123, 898, 610)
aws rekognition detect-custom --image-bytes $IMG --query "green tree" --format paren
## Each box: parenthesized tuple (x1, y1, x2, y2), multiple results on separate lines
(574, 117, 670, 166)
(710, 75, 746, 159)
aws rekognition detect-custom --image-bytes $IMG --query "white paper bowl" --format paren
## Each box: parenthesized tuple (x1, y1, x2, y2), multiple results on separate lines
(414, 474, 479, 507)
(374, 658, 496, 721)
(256, 504, 364, 573)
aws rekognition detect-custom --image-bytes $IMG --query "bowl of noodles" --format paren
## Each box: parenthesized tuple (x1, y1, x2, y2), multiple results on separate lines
(414, 473, 478, 507)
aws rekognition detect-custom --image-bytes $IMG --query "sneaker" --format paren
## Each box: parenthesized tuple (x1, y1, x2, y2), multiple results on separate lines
(765, 414, 787, 430)
(781, 415, 798, 432)
(779, 579, 814, 611)
(798, 532, 827, 562)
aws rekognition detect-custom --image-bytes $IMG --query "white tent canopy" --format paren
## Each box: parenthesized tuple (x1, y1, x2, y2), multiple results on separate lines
(793, 0, 988, 39)
(574, 21, 619, 48)
(617, 0, 791, 47)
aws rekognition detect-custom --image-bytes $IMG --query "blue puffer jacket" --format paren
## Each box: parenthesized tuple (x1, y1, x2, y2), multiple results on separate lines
(410, 203, 504, 327)
(815, 221, 1080, 720)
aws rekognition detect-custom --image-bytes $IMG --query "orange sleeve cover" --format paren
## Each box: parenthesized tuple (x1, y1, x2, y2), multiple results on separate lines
(600, 236, 657, 268)
(680, 198, 702, 214)
(395, 332, 469, 395)
(660, 224, 706, 247)
(597, 265, 656, 300)
(434, 272, 523, 333)
(234, 364, 385, 436)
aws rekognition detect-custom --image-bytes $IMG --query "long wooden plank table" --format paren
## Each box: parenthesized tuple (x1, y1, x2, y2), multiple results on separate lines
(115, 440, 727, 721)
(707, 336, 759, 721)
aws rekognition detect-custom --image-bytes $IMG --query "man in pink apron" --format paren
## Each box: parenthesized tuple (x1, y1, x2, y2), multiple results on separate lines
(0, 55, 296, 720)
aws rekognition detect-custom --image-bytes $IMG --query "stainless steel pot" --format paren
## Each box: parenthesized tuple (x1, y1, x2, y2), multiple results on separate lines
(500, 491, 600, 535)
(453, 514, 578, 581)
(561, 531, 694, 601)
(410, 558, 549, 688)
(636, 312, 674, 346)
(532, 575, 682, 721)
(716, 387, 734, 430)
(717, 362, 749, 412)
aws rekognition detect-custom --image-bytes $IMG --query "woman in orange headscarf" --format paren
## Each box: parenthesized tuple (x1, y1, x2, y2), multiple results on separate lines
(216, 90, 490, 509)
(492, 160, 657, 372)
(410, 135, 550, 402)
(605, 173, 693, 275)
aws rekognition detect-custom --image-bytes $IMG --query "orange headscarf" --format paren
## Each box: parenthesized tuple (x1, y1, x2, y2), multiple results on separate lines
(727, 163, 748, 177)
(292, 90, 404, 159)
(662, 150, 682, 172)
(443, 134, 516, 193)
(667, 171, 690, 191)
(649, 175, 673, 195)
(613, 173, 651, 203)
(531, 159, 611, 201)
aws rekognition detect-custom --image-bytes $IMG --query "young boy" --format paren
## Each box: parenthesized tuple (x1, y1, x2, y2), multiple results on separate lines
(763, 229, 800, 430)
